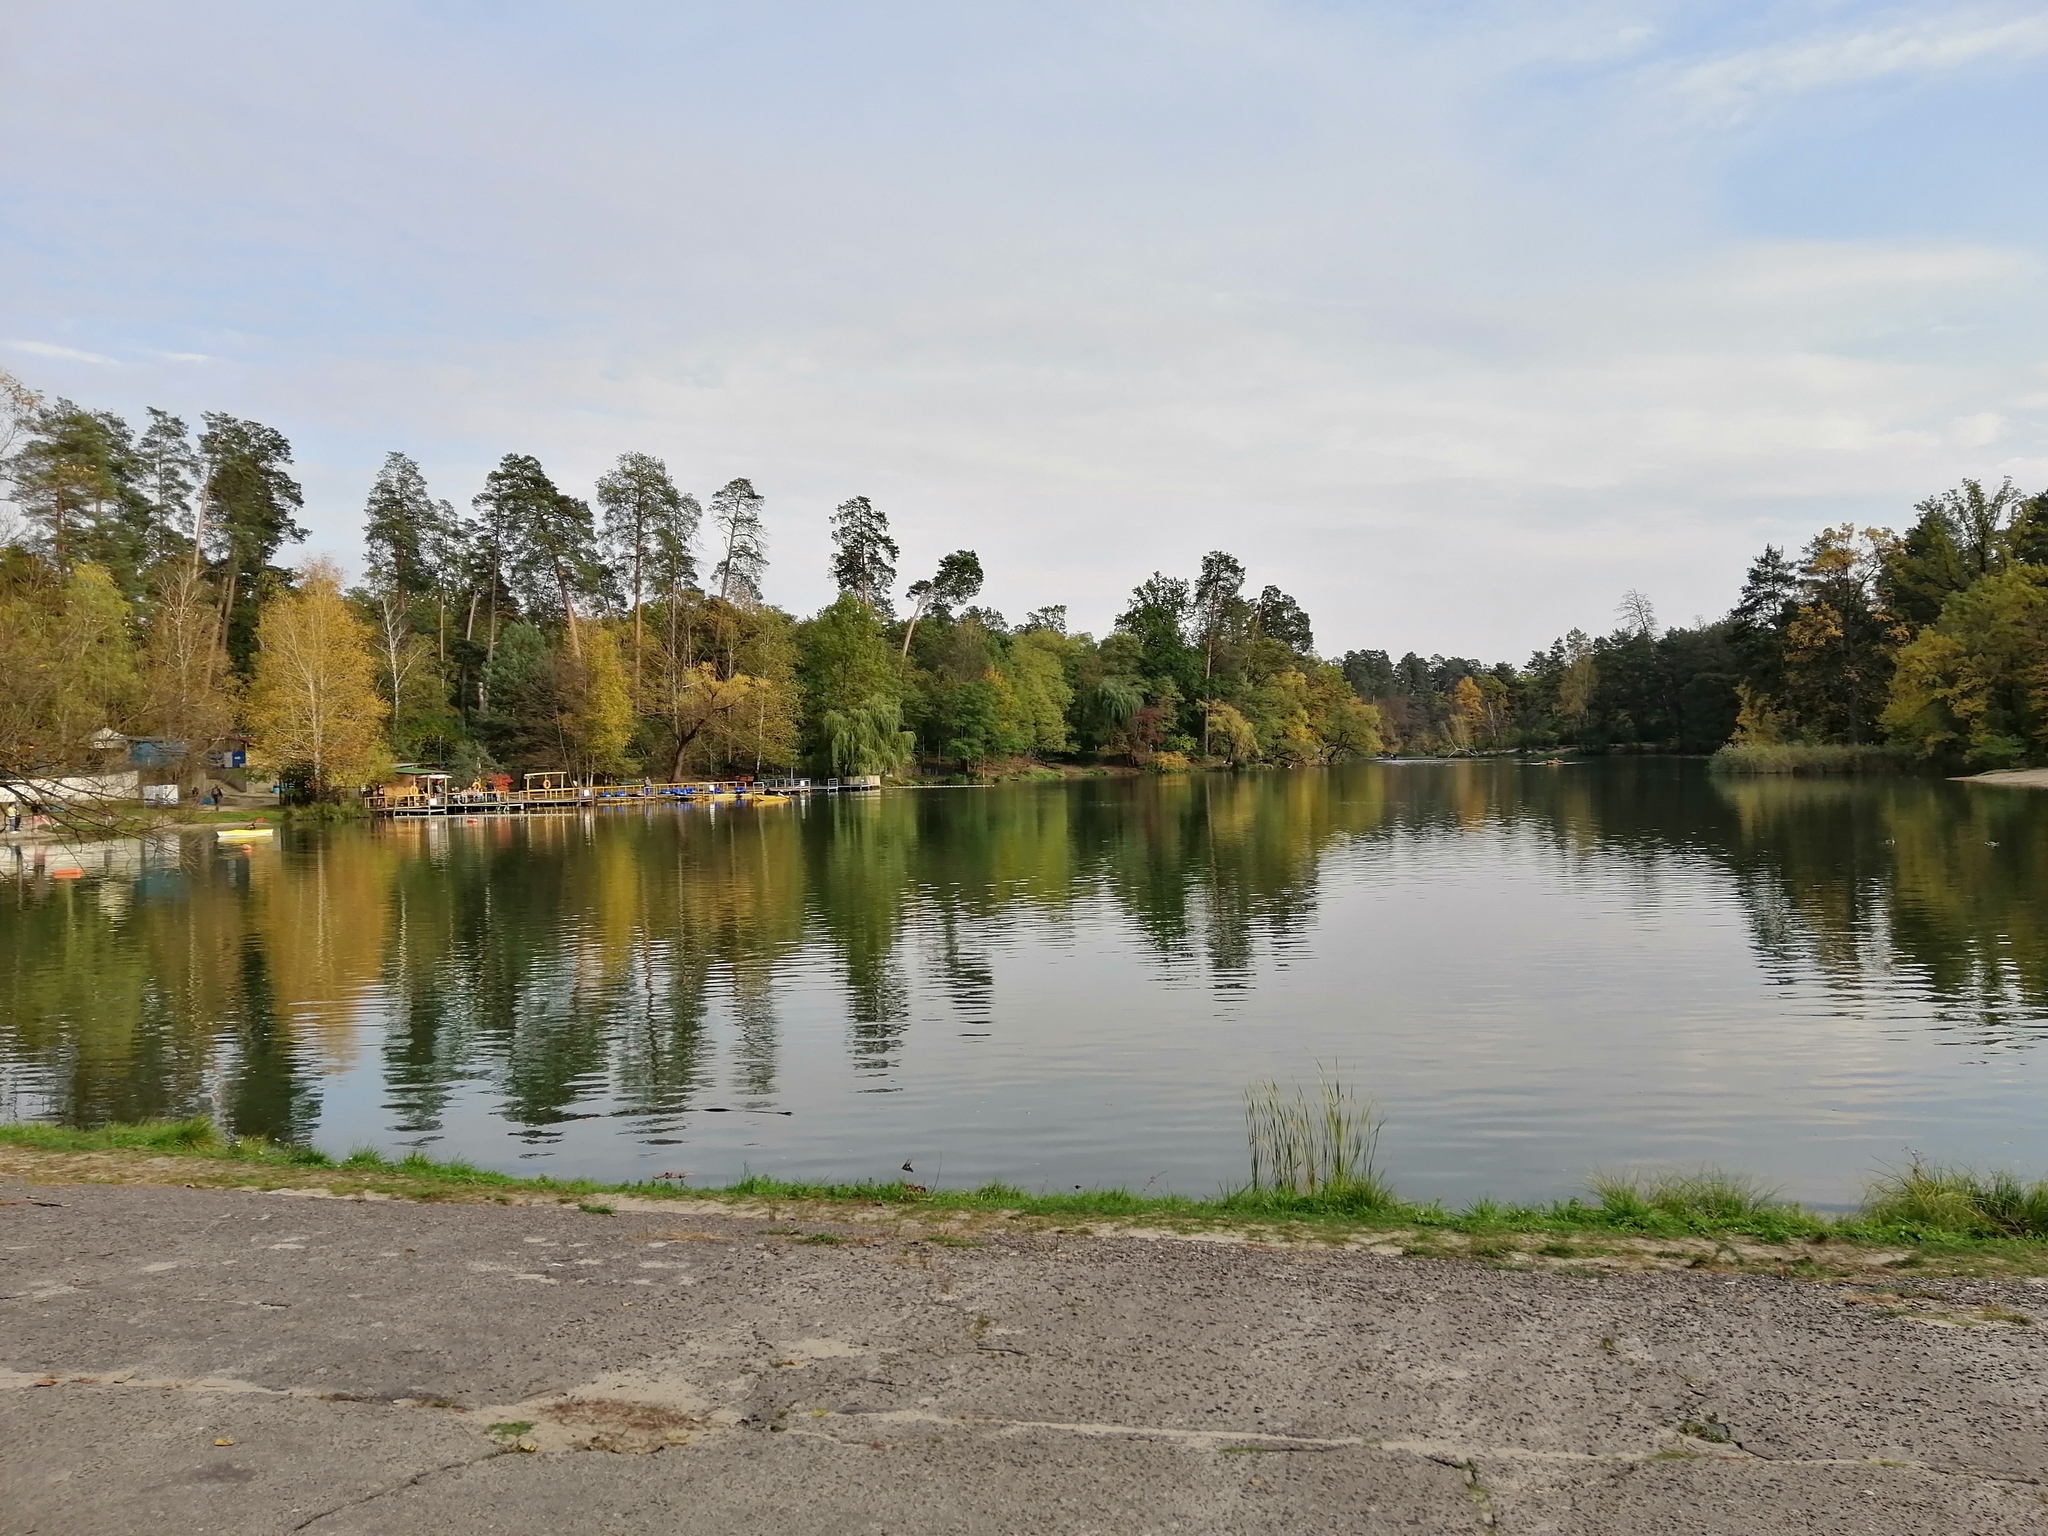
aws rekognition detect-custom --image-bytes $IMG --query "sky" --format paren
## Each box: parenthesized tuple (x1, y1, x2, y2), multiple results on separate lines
(2, 1, 2045, 659)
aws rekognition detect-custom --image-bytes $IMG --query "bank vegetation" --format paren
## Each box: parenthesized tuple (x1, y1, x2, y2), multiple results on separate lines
(5, 365, 2048, 803)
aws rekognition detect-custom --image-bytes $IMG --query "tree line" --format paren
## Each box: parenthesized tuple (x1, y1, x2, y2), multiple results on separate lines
(4, 363, 2046, 796)
(1334, 480, 2048, 767)
(0, 371, 1378, 795)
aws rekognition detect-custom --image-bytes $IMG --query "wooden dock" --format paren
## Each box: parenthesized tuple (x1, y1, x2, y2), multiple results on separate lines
(368, 774, 879, 818)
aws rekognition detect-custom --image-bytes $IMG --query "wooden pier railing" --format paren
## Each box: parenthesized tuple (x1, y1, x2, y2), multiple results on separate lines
(367, 776, 879, 817)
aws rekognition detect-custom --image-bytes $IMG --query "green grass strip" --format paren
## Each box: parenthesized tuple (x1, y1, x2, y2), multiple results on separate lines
(7, 1119, 2048, 1268)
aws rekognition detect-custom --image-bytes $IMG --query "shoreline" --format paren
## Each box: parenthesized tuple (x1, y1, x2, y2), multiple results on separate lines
(7, 1123, 2047, 1279)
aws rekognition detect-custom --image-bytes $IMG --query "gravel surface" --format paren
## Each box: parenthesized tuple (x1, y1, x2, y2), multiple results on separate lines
(4, 1181, 2045, 1533)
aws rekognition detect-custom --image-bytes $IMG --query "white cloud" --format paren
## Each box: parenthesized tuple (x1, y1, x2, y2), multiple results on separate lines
(1680, 11, 2048, 118)
(7, 339, 117, 365)
(2, 4, 2045, 657)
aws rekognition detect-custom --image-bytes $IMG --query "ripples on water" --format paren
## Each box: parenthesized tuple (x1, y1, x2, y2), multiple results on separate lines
(4, 761, 2046, 1205)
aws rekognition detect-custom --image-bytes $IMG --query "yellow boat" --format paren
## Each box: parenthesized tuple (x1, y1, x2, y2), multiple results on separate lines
(748, 794, 791, 805)
(215, 827, 275, 843)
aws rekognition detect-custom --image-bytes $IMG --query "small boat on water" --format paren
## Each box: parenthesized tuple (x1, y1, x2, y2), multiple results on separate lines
(215, 827, 275, 843)
(748, 794, 791, 805)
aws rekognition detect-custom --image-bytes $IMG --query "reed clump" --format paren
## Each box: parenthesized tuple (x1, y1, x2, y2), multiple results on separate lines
(1237, 1071, 1395, 1214)
(1709, 743, 1908, 777)
(1863, 1161, 2048, 1239)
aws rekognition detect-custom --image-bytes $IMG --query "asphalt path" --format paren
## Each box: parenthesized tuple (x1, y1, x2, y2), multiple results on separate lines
(4, 1183, 2045, 1534)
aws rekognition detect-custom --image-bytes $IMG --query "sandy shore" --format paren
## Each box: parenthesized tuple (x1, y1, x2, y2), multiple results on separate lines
(4, 1175, 2046, 1533)
(1956, 767, 2048, 788)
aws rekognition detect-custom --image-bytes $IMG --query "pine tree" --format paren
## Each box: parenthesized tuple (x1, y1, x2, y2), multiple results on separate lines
(829, 495, 899, 616)
(198, 413, 305, 672)
(1253, 584, 1314, 655)
(709, 478, 768, 605)
(597, 451, 694, 698)
(473, 453, 603, 658)
(363, 453, 455, 609)
(899, 549, 983, 656)
(136, 408, 199, 569)
(1191, 550, 1245, 752)
(6, 399, 151, 590)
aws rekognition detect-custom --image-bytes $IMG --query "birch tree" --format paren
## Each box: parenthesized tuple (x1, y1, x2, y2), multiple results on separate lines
(246, 561, 390, 796)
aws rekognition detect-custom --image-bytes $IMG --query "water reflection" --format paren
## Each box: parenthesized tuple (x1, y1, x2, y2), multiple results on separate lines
(3, 763, 2046, 1199)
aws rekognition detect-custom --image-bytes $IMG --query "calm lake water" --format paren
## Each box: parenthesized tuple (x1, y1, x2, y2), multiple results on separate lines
(5, 762, 2046, 1206)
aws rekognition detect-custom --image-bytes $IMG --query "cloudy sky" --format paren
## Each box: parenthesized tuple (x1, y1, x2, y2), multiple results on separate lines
(2, 1, 2044, 657)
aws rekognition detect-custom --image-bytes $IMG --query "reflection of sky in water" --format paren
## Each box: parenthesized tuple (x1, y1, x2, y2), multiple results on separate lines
(5, 762, 2048, 1206)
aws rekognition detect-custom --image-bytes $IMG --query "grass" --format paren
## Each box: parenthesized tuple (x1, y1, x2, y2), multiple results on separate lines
(9, 1117, 2048, 1276)
(1709, 743, 1911, 777)
(1862, 1161, 2048, 1239)
(1585, 1170, 1785, 1227)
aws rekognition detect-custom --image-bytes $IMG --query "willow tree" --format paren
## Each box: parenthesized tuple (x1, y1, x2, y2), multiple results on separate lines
(246, 561, 391, 796)
(820, 695, 914, 776)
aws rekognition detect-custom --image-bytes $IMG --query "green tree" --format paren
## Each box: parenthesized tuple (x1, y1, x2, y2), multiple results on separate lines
(1883, 565, 2048, 767)
(1192, 550, 1246, 753)
(5, 399, 150, 588)
(562, 623, 635, 779)
(597, 451, 694, 697)
(1780, 525, 1892, 743)
(821, 693, 915, 775)
(363, 453, 456, 620)
(496, 455, 602, 653)
(198, 413, 306, 672)
(136, 408, 199, 569)
(803, 594, 899, 715)
(829, 495, 899, 615)
(1556, 629, 1597, 736)
(1253, 584, 1314, 654)
(1205, 700, 1258, 763)
(1003, 627, 1076, 754)
(899, 549, 983, 656)
(709, 478, 768, 605)
(0, 564, 140, 773)
(1304, 664, 1383, 759)
(1116, 573, 1196, 722)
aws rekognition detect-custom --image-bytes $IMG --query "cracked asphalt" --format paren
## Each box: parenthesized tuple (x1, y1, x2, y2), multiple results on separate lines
(4, 1182, 2046, 1533)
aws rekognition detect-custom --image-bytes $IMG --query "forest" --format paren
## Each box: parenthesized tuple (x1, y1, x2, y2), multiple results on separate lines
(3, 364, 2047, 797)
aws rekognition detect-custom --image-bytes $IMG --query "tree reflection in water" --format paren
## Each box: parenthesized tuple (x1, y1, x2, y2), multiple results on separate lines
(3, 763, 2045, 1170)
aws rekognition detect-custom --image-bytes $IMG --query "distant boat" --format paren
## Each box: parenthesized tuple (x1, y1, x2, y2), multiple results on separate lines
(215, 827, 274, 843)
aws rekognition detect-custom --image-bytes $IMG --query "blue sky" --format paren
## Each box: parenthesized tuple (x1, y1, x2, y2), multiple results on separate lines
(2, 1, 2044, 656)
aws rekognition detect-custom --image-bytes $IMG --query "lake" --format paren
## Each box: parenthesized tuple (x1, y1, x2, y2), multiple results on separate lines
(5, 761, 2046, 1207)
